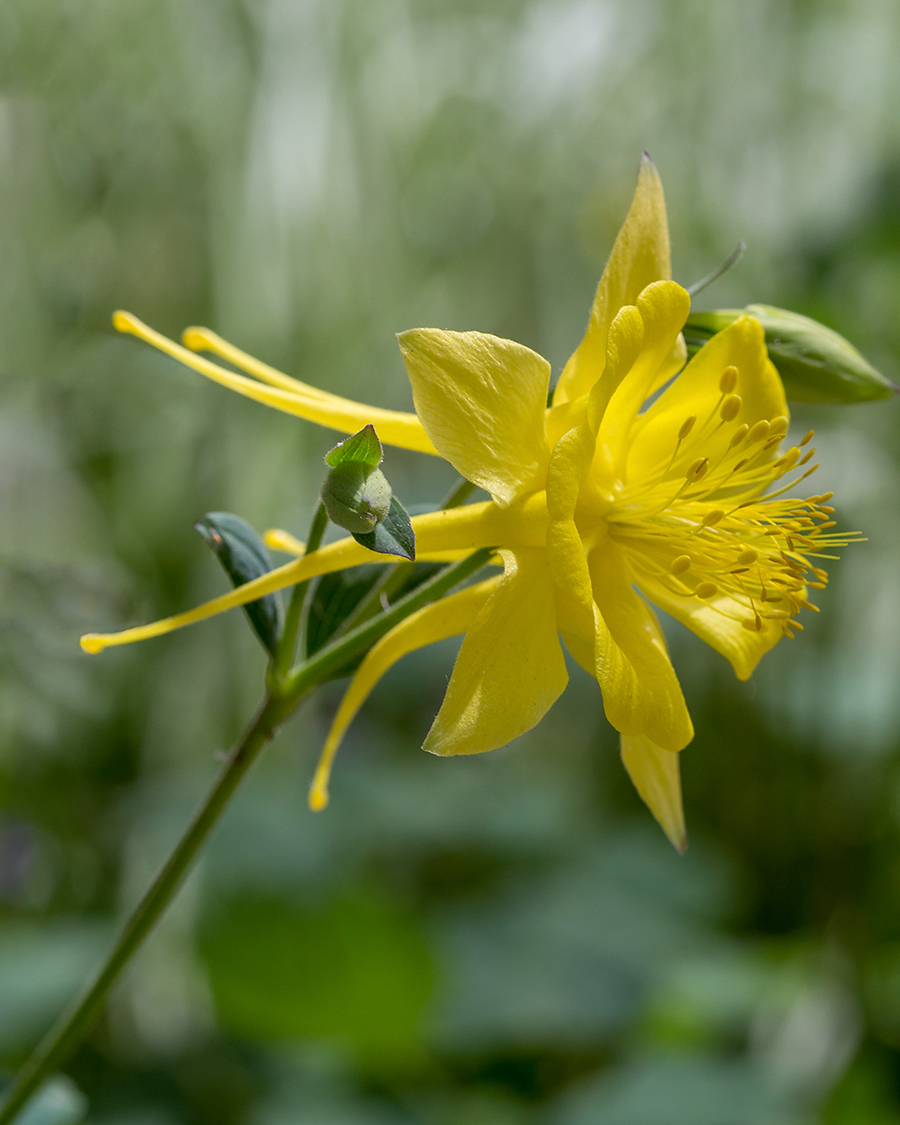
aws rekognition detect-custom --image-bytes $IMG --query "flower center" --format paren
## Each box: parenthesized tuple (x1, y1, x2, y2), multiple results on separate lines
(600, 373, 861, 637)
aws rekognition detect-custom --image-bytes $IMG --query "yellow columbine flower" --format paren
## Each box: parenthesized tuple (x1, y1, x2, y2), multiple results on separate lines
(82, 156, 857, 850)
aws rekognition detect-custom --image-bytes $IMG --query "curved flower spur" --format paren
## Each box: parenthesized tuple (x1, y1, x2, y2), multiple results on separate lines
(82, 155, 861, 850)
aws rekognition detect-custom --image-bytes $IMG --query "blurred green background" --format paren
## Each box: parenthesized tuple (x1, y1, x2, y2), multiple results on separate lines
(2, 1, 900, 1122)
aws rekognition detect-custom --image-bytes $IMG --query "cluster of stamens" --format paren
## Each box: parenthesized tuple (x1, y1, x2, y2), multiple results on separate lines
(606, 365, 861, 638)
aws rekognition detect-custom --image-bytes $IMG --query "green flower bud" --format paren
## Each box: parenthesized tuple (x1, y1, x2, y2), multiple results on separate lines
(321, 462, 393, 534)
(685, 305, 897, 404)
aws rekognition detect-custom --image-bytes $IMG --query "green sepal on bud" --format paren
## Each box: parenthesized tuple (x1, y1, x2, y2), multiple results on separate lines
(685, 305, 897, 404)
(321, 425, 416, 561)
(195, 511, 282, 654)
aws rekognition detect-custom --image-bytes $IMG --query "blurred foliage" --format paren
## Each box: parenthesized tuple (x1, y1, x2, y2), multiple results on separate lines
(3, 0, 900, 1122)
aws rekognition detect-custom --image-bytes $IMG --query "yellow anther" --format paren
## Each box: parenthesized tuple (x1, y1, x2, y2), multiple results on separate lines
(719, 366, 738, 394)
(678, 415, 697, 440)
(686, 457, 709, 482)
(729, 424, 749, 447)
(800, 429, 815, 446)
(776, 447, 800, 471)
(769, 415, 789, 436)
(742, 614, 764, 632)
(737, 548, 758, 565)
(695, 582, 718, 599)
(798, 448, 815, 465)
(702, 508, 726, 527)
(720, 394, 742, 422)
(671, 555, 692, 575)
(747, 420, 770, 443)
(731, 459, 748, 472)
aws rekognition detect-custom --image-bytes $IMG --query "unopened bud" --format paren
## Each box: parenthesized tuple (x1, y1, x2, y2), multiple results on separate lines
(321, 463, 393, 533)
(685, 306, 896, 403)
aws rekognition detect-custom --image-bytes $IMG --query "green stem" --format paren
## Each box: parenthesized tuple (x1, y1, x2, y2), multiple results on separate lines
(0, 546, 496, 1124)
(274, 502, 328, 677)
(0, 692, 293, 1125)
(332, 477, 477, 637)
(283, 547, 494, 694)
(440, 476, 476, 509)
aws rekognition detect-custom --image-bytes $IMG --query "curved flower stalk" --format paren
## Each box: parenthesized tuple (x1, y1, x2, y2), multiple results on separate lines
(82, 155, 859, 849)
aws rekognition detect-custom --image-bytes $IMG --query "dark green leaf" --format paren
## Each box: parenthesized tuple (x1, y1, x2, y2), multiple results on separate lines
(305, 564, 387, 660)
(325, 423, 383, 468)
(352, 495, 416, 561)
(195, 512, 282, 654)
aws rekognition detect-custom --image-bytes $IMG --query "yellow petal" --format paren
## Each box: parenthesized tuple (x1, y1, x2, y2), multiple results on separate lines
(586, 304, 646, 434)
(546, 425, 595, 520)
(635, 572, 782, 681)
(594, 280, 692, 483)
(114, 312, 437, 454)
(588, 543, 694, 751)
(264, 526, 476, 566)
(424, 549, 568, 756)
(308, 576, 501, 810)
(626, 315, 788, 483)
(81, 502, 532, 653)
(620, 733, 687, 852)
(554, 154, 672, 406)
(398, 328, 551, 506)
(182, 325, 339, 399)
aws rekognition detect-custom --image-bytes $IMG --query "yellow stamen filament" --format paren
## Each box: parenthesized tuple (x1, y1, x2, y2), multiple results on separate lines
(607, 396, 862, 644)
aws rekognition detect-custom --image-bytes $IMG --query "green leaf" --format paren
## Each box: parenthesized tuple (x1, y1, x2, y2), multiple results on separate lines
(685, 306, 898, 404)
(305, 559, 444, 672)
(352, 495, 416, 561)
(325, 423, 383, 468)
(198, 892, 435, 1066)
(305, 563, 387, 660)
(194, 512, 283, 654)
